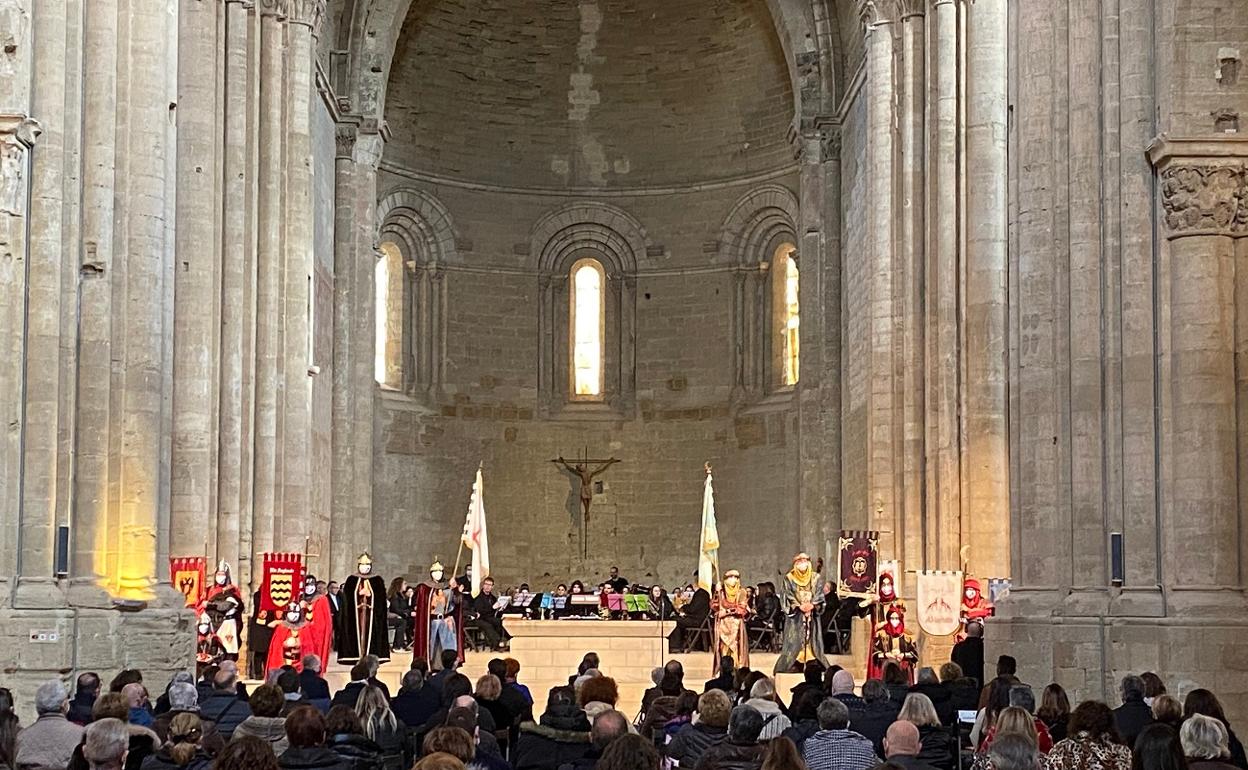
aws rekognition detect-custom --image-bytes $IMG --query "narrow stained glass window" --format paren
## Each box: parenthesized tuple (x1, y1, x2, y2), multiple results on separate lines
(571, 259, 604, 398)
(780, 245, 800, 386)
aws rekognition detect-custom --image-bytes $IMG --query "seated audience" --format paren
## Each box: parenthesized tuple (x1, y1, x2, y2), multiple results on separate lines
(1140, 676, 1166, 708)
(487, 659, 532, 726)
(0, 697, 19, 770)
(759, 738, 806, 770)
(974, 707, 1043, 770)
(1113, 676, 1155, 749)
(577, 678, 622, 726)
(504, 659, 534, 707)
(140, 713, 211, 770)
(331, 666, 372, 712)
(277, 706, 350, 770)
(122, 685, 152, 729)
(233, 685, 289, 756)
(558, 710, 630, 770)
(199, 671, 252, 740)
(668, 690, 731, 768)
(16, 680, 85, 770)
(1037, 685, 1072, 745)
(742, 679, 791, 743)
(942, 663, 981, 720)
(298, 658, 332, 713)
(910, 669, 954, 727)
(391, 671, 439, 730)
(883, 721, 938, 770)
(831, 671, 866, 711)
(213, 736, 280, 770)
(779, 690, 823, 754)
(706, 659, 737, 695)
(514, 687, 592, 770)
(988, 734, 1041, 770)
(1182, 714, 1239, 770)
(850, 680, 901, 758)
(473, 677, 513, 736)
(324, 706, 382, 770)
(81, 720, 129, 770)
(1047, 701, 1131, 770)
(801, 699, 876, 770)
(898, 694, 956, 770)
(1152, 698, 1183, 732)
(1131, 723, 1186, 770)
(695, 706, 768, 770)
(355, 688, 402, 770)
(790, 663, 826, 705)
(642, 662, 696, 719)
(1182, 691, 1247, 770)
(596, 734, 660, 770)
(444, 706, 503, 764)
(69, 676, 102, 727)
(414, 754, 464, 770)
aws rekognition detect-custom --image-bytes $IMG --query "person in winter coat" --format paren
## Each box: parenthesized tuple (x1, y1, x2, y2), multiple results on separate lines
(668, 691, 731, 768)
(741, 679, 791, 743)
(848, 680, 900, 759)
(514, 688, 592, 770)
(801, 700, 877, 770)
(1112, 676, 1155, 749)
(199, 672, 252, 740)
(139, 714, 211, 770)
(213, 736, 280, 770)
(277, 707, 355, 770)
(323, 708, 383, 770)
(778, 690, 822, 754)
(15, 681, 84, 770)
(898, 693, 957, 770)
(694, 706, 768, 770)
(354, 689, 402, 770)
(233, 686, 289, 756)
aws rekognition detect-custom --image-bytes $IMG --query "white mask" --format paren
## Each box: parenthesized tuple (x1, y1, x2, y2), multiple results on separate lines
(198, 624, 210, 635)
(725, 577, 740, 588)
(358, 563, 372, 575)
(215, 574, 227, 585)
(286, 610, 301, 623)
(304, 583, 316, 596)
(431, 570, 444, 582)
(965, 589, 976, 600)
(889, 617, 901, 627)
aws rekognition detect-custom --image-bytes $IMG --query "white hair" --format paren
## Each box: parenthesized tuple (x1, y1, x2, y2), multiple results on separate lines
(302, 654, 322, 674)
(749, 677, 776, 700)
(35, 679, 69, 715)
(1182, 714, 1231, 760)
(84, 718, 129, 770)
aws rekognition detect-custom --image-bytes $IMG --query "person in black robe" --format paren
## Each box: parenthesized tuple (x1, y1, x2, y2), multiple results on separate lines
(248, 589, 276, 680)
(338, 552, 391, 665)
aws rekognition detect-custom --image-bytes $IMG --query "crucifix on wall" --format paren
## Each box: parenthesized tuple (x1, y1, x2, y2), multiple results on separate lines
(551, 451, 620, 524)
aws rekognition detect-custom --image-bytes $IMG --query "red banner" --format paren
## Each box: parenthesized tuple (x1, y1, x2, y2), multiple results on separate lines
(260, 552, 305, 613)
(169, 556, 207, 608)
(836, 530, 880, 600)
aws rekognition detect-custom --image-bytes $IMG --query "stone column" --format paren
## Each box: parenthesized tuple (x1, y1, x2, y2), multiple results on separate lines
(330, 126, 358, 579)
(279, 0, 323, 552)
(923, 0, 961, 569)
(116, 0, 176, 600)
(171, 0, 222, 560)
(963, 0, 1009, 577)
(217, 0, 252, 575)
(15, 0, 60, 604)
(251, 0, 286, 569)
(859, 0, 900, 543)
(1147, 136, 1248, 609)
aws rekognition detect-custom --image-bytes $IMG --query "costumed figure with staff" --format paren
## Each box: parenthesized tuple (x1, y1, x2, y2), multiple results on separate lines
(413, 559, 464, 669)
(870, 600, 918, 682)
(201, 561, 244, 662)
(775, 552, 831, 673)
(338, 552, 391, 664)
(711, 569, 751, 675)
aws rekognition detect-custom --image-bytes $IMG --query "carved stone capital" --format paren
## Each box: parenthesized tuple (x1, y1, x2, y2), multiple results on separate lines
(1147, 135, 1248, 238)
(257, 0, 285, 18)
(335, 125, 357, 159)
(858, 0, 899, 27)
(286, 0, 325, 32)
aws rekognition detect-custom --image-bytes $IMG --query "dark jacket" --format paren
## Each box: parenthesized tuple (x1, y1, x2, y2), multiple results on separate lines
(834, 693, 868, 712)
(67, 693, 96, 726)
(915, 724, 957, 770)
(300, 671, 333, 707)
(278, 746, 355, 770)
(139, 747, 213, 770)
(197, 691, 252, 740)
(1041, 714, 1069, 744)
(556, 747, 603, 770)
(390, 686, 441, 729)
(692, 739, 766, 770)
(909, 684, 954, 726)
(152, 710, 225, 756)
(667, 723, 727, 767)
(514, 708, 593, 770)
(780, 720, 820, 753)
(950, 638, 985, 688)
(848, 699, 900, 758)
(332, 682, 368, 711)
(498, 683, 534, 726)
(327, 733, 385, 770)
(364, 723, 404, 770)
(946, 678, 980, 719)
(704, 675, 734, 694)
(888, 754, 940, 770)
(1113, 699, 1155, 748)
(1226, 727, 1247, 770)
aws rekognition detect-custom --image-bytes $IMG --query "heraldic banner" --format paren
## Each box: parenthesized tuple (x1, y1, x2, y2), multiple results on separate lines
(916, 570, 963, 636)
(169, 556, 206, 608)
(260, 552, 305, 612)
(836, 530, 879, 600)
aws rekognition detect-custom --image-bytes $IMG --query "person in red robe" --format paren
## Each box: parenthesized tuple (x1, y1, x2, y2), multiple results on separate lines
(299, 575, 334, 671)
(958, 576, 994, 641)
(412, 560, 464, 669)
(267, 602, 317, 675)
(869, 601, 918, 681)
(712, 569, 751, 675)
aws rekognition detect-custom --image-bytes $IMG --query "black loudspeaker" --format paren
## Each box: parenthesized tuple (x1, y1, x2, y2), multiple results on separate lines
(1110, 532, 1124, 586)
(55, 525, 70, 577)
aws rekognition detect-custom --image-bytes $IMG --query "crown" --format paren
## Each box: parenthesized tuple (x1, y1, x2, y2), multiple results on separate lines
(216, 560, 231, 573)
(793, 552, 811, 563)
(430, 559, 445, 572)
(357, 552, 373, 565)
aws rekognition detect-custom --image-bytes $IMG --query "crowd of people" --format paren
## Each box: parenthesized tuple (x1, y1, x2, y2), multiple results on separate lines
(4, 644, 1244, 770)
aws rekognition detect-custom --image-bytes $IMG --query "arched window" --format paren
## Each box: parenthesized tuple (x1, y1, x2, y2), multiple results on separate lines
(570, 258, 605, 399)
(773, 243, 800, 387)
(375, 241, 403, 388)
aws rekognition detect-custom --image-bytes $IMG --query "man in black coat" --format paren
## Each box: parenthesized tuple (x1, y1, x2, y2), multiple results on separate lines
(950, 622, 985, 688)
(297, 655, 332, 711)
(1113, 675, 1155, 748)
(704, 657, 736, 694)
(488, 658, 532, 726)
(198, 669, 252, 739)
(669, 587, 711, 651)
(391, 670, 440, 729)
(848, 680, 901, 759)
(330, 663, 372, 710)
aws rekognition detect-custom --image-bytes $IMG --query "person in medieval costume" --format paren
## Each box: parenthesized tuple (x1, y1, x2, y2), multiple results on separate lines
(195, 612, 225, 679)
(201, 561, 244, 662)
(413, 560, 464, 669)
(775, 553, 831, 674)
(267, 602, 317, 674)
(712, 569, 751, 675)
(299, 575, 334, 671)
(338, 552, 391, 665)
(958, 576, 994, 641)
(870, 600, 918, 681)
(248, 589, 276, 680)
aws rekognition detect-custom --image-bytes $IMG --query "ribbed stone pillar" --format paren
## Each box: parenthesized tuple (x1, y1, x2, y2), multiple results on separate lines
(171, 0, 222, 560)
(278, 0, 323, 555)
(924, 0, 961, 569)
(330, 126, 358, 579)
(16, 0, 62, 605)
(251, 0, 286, 571)
(1147, 136, 1248, 611)
(963, 0, 1009, 577)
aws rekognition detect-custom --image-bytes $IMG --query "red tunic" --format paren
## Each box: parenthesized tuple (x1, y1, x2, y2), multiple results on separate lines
(266, 622, 316, 675)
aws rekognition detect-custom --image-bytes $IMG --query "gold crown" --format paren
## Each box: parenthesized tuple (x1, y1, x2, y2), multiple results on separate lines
(430, 559, 445, 572)
(357, 552, 373, 565)
(724, 570, 741, 579)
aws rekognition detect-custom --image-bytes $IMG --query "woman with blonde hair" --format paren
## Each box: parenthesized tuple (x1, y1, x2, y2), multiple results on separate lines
(354, 687, 402, 770)
(474, 674, 515, 733)
(900, 693, 958, 770)
(139, 714, 210, 770)
(1183, 715, 1238, 770)
(973, 707, 1042, 770)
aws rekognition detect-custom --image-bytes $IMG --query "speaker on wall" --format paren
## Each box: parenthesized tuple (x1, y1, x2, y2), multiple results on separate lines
(1110, 531, 1124, 586)
(55, 525, 70, 578)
